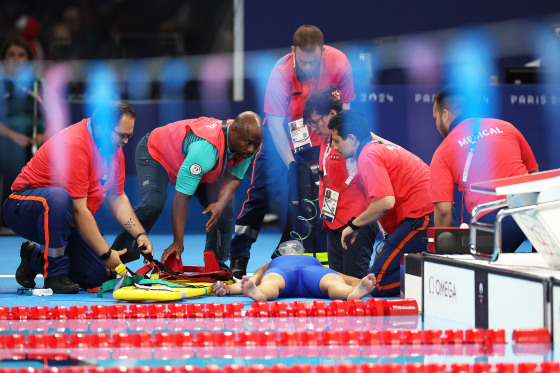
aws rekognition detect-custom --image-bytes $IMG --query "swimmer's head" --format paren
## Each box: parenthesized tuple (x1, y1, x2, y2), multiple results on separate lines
(278, 240, 305, 256)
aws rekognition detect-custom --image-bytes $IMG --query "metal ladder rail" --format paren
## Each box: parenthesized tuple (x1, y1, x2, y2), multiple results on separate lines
(469, 198, 560, 261)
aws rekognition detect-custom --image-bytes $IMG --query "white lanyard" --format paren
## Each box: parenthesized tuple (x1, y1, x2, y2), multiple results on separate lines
(461, 118, 482, 187)
(322, 139, 356, 188)
(322, 140, 331, 179)
(459, 118, 481, 224)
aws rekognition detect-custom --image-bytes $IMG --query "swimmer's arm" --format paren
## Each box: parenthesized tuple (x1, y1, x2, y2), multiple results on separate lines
(227, 282, 242, 295)
(337, 272, 361, 287)
(213, 280, 241, 296)
(226, 263, 268, 295)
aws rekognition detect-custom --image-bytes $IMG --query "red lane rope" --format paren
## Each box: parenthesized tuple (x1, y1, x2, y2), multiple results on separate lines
(1, 299, 418, 320)
(0, 361, 559, 373)
(1, 327, 551, 349)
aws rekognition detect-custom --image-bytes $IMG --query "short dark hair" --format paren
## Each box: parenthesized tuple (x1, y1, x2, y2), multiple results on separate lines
(293, 25, 324, 50)
(117, 101, 136, 119)
(303, 84, 343, 123)
(1, 36, 34, 60)
(434, 87, 463, 113)
(328, 109, 371, 141)
(433, 86, 488, 118)
(92, 101, 136, 127)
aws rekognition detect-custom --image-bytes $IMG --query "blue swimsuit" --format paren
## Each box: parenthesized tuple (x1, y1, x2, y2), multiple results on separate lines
(263, 255, 338, 298)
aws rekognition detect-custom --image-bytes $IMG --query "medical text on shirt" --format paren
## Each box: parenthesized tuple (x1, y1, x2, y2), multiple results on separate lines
(457, 127, 503, 147)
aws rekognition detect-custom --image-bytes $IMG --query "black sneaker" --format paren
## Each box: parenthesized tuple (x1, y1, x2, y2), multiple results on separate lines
(230, 257, 249, 279)
(15, 241, 37, 288)
(44, 274, 80, 294)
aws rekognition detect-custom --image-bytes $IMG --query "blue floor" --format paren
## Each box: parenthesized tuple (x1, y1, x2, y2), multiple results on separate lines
(0, 229, 286, 308)
(0, 228, 533, 308)
(0, 229, 554, 369)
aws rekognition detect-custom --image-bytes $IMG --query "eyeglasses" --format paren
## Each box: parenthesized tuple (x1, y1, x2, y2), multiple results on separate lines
(307, 114, 325, 129)
(113, 129, 133, 141)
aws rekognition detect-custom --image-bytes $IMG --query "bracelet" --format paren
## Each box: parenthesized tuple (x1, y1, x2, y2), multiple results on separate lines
(136, 232, 147, 240)
(100, 248, 112, 261)
(347, 217, 360, 231)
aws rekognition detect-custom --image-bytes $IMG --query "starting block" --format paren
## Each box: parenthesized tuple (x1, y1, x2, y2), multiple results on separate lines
(469, 168, 560, 267)
(403, 169, 560, 342)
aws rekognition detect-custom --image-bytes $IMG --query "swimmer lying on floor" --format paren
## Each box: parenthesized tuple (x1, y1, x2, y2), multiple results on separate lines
(213, 255, 375, 301)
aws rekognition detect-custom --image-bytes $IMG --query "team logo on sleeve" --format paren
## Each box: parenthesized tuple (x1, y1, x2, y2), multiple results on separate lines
(190, 164, 202, 175)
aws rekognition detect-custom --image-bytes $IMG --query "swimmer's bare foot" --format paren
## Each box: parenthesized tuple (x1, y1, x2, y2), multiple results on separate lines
(241, 275, 266, 302)
(347, 273, 375, 300)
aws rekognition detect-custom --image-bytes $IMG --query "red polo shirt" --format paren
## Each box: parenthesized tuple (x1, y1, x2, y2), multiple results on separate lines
(264, 45, 355, 149)
(430, 117, 538, 217)
(319, 136, 369, 230)
(358, 142, 434, 235)
(12, 119, 125, 215)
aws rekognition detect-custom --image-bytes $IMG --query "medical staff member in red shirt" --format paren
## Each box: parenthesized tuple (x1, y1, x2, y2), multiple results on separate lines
(230, 24, 355, 278)
(329, 110, 434, 297)
(430, 87, 538, 252)
(110, 112, 263, 270)
(303, 85, 381, 279)
(3, 102, 154, 293)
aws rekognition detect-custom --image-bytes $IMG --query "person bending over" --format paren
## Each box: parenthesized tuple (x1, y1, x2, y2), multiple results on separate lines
(4, 102, 153, 293)
(229, 24, 355, 278)
(330, 110, 434, 297)
(110, 112, 263, 270)
(303, 85, 397, 279)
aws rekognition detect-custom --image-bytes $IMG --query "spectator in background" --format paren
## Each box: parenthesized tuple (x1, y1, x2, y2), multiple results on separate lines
(15, 15, 44, 60)
(47, 6, 96, 60)
(0, 37, 45, 231)
(48, 22, 73, 60)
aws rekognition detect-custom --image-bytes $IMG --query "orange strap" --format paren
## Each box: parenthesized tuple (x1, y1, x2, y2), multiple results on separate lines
(375, 215, 430, 291)
(8, 193, 50, 277)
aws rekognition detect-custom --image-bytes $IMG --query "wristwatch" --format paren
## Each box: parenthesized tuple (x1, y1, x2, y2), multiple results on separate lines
(100, 248, 112, 261)
(347, 217, 360, 230)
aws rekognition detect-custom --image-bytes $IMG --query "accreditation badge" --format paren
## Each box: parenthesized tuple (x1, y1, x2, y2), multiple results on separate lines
(288, 118, 312, 153)
(320, 188, 339, 223)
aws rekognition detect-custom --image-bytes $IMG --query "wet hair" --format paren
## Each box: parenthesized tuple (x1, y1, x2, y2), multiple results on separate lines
(0, 36, 34, 60)
(303, 84, 343, 123)
(328, 109, 371, 142)
(293, 25, 324, 51)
